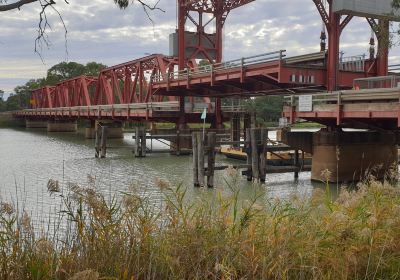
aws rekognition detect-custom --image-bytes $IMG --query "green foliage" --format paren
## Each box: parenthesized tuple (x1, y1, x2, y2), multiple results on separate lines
(45, 61, 107, 86)
(198, 59, 211, 67)
(0, 61, 107, 112)
(245, 96, 284, 125)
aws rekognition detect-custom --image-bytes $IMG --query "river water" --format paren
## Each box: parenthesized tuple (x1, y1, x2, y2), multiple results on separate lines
(0, 128, 326, 226)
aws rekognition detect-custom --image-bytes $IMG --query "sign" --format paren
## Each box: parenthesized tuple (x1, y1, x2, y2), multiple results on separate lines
(298, 95, 313, 112)
(201, 108, 207, 120)
(279, 117, 288, 128)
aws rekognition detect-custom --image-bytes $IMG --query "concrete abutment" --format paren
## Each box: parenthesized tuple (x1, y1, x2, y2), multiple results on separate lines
(47, 120, 78, 132)
(279, 129, 398, 183)
(312, 130, 398, 182)
(25, 119, 48, 129)
(85, 120, 124, 139)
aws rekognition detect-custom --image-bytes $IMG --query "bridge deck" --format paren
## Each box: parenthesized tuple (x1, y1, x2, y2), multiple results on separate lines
(151, 51, 370, 97)
(283, 87, 400, 129)
(14, 101, 243, 123)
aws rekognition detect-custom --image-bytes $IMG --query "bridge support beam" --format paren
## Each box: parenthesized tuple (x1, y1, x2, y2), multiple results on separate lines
(47, 120, 77, 132)
(26, 119, 47, 129)
(85, 120, 124, 139)
(312, 130, 398, 183)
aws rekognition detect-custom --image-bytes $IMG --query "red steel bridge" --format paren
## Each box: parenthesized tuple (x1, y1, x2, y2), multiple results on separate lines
(14, 0, 393, 129)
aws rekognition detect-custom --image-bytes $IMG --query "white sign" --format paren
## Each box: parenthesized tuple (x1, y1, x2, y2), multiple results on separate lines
(279, 117, 288, 128)
(298, 95, 313, 112)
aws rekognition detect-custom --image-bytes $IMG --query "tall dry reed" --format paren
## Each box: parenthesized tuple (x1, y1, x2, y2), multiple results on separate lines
(0, 172, 400, 279)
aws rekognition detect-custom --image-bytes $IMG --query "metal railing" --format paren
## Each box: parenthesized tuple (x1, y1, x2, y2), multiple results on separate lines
(353, 75, 400, 90)
(389, 64, 400, 73)
(20, 101, 181, 114)
(284, 88, 400, 109)
(152, 50, 286, 83)
(339, 55, 365, 72)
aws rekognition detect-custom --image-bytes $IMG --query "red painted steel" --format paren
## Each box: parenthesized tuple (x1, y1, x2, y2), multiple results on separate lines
(23, 0, 392, 129)
(55, 76, 98, 107)
(312, 0, 388, 91)
(31, 86, 56, 109)
(95, 54, 177, 105)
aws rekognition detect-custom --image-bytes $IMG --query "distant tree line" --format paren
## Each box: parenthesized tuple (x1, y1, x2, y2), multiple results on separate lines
(0, 62, 107, 112)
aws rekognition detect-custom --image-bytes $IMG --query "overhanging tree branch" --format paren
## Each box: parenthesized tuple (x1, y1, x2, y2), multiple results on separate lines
(0, 0, 37, 12)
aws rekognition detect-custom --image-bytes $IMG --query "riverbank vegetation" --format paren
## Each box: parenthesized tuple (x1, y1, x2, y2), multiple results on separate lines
(0, 62, 107, 112)
(1, 172, 400, 279)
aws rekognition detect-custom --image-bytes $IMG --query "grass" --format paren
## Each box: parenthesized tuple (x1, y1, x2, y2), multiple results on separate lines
(1, 172, 400, 279)
(292, 122, 325, 129)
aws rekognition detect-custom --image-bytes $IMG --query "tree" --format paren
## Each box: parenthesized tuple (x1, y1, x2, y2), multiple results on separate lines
(84, 62, 108, 77)
(245, 96, 284, 125)
(0, 61, 106, 111)
(0, 0, 161, 12)
(0, 90, 4, 112)
(45, 61, 107, 85)
(0, 0, 163, 54)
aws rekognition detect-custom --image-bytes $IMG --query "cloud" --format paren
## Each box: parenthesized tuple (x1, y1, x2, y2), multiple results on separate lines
(0, 0, 399, 92)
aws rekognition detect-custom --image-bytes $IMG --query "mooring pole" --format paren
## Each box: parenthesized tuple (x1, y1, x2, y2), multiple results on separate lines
(207, 132, 216, 188)
(100, 126, 108, 158)
(259, 128, 267, 183)
(176, 129, 181, 156)
(250, 128, 260, 182)
(192, 132, 199, 187)
(95, 124, 101, 158)
(245, 128, 252, 181)
(294, 149, 299, 179)
(197, 132, 205, 187)
(141, 127, 147, 157)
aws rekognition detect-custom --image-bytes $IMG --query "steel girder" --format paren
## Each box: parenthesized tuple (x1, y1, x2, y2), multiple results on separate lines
(95, 54, 177, 105)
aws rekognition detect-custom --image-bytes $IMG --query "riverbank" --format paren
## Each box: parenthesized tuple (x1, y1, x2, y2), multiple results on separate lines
(0, 174, 399, 279)
(0, 112, 24, 127)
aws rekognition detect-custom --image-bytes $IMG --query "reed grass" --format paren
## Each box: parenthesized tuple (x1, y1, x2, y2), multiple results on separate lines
(1, 172, 400, 279)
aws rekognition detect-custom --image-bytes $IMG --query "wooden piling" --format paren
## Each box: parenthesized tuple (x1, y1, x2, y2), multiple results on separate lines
(95, 124, 101, 158)
(135, 127, 140, 157)
(294, 149, 299, 179)
(140, 127, 147, 157)
(192, 132, 199, 187)
(176, 129, 181, 156)
(250, 128, 260, 181)
(207, 132, 216, 188)
(197, 132, 205, 187)
(243, 114, 251, 141)
(259, 128, 267, 182)
(245, 128, 252, 181)
(134, 126, 146, 157)
(100, 126, 108, 158)
(231, 114, 240, 148)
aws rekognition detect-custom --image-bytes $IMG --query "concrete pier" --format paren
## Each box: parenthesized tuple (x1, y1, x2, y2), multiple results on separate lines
(312, 130, 398, 182)
(26, 119, 48, 129)
(47, 120, 78, 132)
(85, 120, 124, 139)
(85, 120, 96, 139)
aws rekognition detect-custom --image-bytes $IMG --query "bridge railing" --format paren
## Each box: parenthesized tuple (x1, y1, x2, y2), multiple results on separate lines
(353, 75, 400, 90)
(284, 88, 400, 109)
(152, 50, 286, 83)
(19, 102, 181, 114)
(339, 55, 365, 72)
(389, 64, 400, 73)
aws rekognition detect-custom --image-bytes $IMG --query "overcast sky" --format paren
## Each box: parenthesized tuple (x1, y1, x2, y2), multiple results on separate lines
(1, 0, 400, 95)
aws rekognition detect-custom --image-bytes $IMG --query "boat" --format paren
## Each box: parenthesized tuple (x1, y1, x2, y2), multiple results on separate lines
(220, 146, 312, 166)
